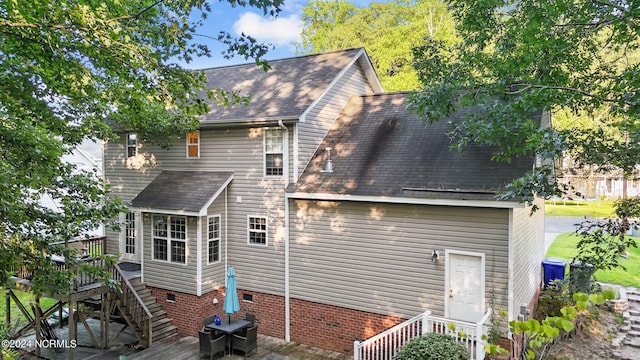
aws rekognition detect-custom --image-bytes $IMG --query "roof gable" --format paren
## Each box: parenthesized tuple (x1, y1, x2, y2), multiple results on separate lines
(131, 170, 233, 215)
(199, 48, 380, 124)
(289, 93, 538, 202)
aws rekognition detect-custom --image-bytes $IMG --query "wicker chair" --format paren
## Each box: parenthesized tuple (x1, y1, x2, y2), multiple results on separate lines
(199, 330, 226, 360)
(231, 325, 258, 360)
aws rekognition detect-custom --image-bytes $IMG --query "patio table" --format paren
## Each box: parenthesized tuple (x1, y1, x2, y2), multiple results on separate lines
(205, 318, 252, 356)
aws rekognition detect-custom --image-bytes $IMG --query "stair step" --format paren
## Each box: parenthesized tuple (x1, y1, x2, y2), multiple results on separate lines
(147, 303, 163, 313)
(152, 325, 178, 342)
(151, 311, 167, 322)
(140, 294, 158, 305)
(136, 288, 152, 297)
(152, 317, 173, 330)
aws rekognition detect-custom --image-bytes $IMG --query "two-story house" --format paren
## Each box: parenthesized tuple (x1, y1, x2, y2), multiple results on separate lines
(103, 48, 545, 355)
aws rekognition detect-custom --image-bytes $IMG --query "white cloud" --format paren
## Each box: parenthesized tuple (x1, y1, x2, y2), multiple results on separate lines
(233, 12, 303, 46)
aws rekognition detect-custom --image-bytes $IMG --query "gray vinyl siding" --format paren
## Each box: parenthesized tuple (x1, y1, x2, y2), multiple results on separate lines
(201, 190, 227, 293)
(104, 127, 288, 295)
(143, 215, 198, 294)
(510, 198, 545, 321)
(297, 64, 374, 178)
(104, 137, 162, 255)
(289, 200, 510, 319)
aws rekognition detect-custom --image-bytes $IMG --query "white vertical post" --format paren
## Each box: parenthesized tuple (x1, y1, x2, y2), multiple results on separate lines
(421, 311, 431, 335)
(353, 340, 360, 360)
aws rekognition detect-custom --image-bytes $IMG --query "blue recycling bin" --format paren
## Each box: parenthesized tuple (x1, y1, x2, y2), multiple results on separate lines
(542, 258, 566, 288)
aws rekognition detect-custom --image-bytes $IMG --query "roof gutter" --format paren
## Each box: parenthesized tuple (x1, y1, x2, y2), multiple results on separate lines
(199, 117, 298, 128)
(285, 192, 525, 209)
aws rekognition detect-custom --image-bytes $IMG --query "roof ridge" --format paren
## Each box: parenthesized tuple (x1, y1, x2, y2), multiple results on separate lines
(195, 48, 364, 71)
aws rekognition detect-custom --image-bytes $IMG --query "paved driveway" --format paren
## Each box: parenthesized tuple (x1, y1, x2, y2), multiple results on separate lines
(544, 216, 584, 254)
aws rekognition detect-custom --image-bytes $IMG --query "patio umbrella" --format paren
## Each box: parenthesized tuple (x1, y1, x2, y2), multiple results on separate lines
(223, 266, 240, 324)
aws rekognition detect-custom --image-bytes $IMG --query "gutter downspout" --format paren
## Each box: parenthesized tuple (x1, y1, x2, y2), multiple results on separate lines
(225, 188, 228, 287)
(279, 120, 291, 342)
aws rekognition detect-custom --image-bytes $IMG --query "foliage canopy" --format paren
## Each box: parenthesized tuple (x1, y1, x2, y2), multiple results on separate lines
(297, 0, 456, 91)
(0, 0, 281, 295)
(409, 0, 640, 203)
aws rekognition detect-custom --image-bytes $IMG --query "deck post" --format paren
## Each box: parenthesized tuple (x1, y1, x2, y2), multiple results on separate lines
(69, 299, 76, 360)
(421, 311, 431, 335)
(5, 289, 10, 325)
(353, 340, 360, 360)
(34, 298, 41, 358)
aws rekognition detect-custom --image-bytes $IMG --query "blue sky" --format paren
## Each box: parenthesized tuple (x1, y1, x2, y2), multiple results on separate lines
(182, 0, 373, 69)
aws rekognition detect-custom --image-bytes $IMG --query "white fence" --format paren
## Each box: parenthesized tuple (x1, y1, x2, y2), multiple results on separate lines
(353, 309, 491, 360)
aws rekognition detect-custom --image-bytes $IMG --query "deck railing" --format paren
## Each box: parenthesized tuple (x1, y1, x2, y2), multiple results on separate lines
(353, 309, 491, 360)
(50, 236, 107, 256)
(112, 264, 153, 347)
(10, 236, 109, 290)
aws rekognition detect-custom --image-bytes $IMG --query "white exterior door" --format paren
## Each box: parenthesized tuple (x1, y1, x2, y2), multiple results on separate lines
(445, 251, 485, 322)
(120, 211, 141, 263)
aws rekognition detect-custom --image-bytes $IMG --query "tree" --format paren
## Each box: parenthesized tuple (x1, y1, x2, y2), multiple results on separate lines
(297, 0, 457, 91)
(0, 0, 281, 295)
(409, 0, 640, 204)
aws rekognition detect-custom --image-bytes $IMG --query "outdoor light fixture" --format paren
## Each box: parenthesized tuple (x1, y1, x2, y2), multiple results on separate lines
(431, 250, 439, 262)
(321, 147, 334, 173)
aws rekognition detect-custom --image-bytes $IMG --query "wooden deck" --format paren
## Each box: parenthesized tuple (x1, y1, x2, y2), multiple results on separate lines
(126, 334, 352, 360)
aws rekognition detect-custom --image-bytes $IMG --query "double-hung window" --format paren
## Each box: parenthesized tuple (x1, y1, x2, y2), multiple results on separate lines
(264, 128, 283, 176)
(207, 215, 221, 264)
(127, 133, 137, 158)
(247, 215, 267, 246)
(153, 215, 187, 264)
(125, 212, 136, 254)
(187, 131, 200, 158)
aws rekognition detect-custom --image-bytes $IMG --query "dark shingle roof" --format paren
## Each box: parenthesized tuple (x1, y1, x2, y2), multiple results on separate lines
(200, 48, 367, 123)
(131, 170, 232, 214)
(288, 93, 537, 201)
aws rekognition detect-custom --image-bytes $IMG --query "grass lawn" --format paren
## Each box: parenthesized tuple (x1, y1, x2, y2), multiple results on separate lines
(545, 232, 640, 288)
(0, 288, 58, 328)
(545, 199, 616, 218)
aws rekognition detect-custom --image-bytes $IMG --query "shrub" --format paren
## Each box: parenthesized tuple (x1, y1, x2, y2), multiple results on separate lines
(394, 333, 470, 360)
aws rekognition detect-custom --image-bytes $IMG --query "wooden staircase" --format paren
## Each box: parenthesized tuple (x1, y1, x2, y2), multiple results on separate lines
(111, 264, 177, 348)
(129, 277, 178, 343)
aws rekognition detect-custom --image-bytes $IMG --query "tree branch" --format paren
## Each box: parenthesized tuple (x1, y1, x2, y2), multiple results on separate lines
(504, 83, 621, 103)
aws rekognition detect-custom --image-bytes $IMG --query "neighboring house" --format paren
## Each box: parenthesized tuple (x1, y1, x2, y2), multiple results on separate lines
(103, 48, 545, 355)
(40, 139, 104, 238)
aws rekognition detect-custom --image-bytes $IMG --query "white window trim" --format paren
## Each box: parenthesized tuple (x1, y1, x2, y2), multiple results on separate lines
(126, 133, 137, 158)
(247, 214, 268, 246)
(152, 215, 188, 265)
(186, 131, 200, 159)
(207, 215, 221, 264)
(263, 128, 283, 177)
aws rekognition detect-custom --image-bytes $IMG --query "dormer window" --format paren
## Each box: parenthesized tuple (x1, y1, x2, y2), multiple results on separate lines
(187, 131, 200, 158)
(264, 128, 283, 176)
(126, 133, 137, 158)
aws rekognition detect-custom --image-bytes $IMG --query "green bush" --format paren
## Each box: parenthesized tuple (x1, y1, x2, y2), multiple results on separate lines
(394, 333, 470, 360)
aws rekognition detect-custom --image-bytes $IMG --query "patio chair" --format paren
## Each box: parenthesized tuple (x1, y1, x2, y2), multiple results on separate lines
(199, 330, 226, 360)
(203, 315, 216, 329)
(244, 312, 256, 325)
(231, 325, 258, 359)
(237, 313, 256, 336)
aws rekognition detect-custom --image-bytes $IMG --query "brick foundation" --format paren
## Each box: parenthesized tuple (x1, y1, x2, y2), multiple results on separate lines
(148, 287, 285, 339)
(290, 298, 404, 354)
(148, 286, 405, 355)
